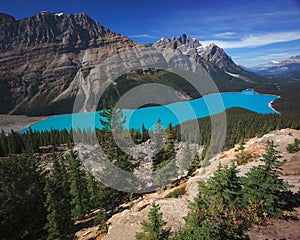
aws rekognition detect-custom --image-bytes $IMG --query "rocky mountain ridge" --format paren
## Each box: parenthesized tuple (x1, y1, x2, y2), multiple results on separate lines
(0, 11, 137, 115)
(0, 12, 116, 51)
(153, 34, 241, 73)
(0, 12, 268, 116)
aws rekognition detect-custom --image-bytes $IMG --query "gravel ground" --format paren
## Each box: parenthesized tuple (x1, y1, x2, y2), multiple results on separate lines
(0, 114, 49, 134)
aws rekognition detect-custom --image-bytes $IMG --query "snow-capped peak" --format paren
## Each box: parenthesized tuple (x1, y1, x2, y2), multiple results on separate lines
(55, 12, 64, 17)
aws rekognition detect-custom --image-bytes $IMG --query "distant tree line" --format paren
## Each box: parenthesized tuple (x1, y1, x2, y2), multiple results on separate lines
(173, 108, 300, 150)
(1, 108, 300, 158)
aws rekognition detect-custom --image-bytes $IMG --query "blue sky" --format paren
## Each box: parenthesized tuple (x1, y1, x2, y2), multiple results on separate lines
(1, 0, 300, 66)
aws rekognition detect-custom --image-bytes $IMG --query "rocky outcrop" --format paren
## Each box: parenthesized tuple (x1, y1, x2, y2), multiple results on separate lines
(81, 129, 299, 240)
(0, 12, 137, 115)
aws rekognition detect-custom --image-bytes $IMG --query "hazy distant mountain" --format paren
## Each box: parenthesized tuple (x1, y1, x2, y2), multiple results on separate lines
(248, 55, 300, 77)
(0, 13, 269, 116)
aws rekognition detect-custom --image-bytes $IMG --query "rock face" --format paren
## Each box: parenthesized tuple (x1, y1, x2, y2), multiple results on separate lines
(0, 12, 136, 115)
(153, 34, 249, 75)
(0, 13, 267, 115)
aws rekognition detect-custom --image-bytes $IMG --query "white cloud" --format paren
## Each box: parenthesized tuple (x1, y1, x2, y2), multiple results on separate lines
(255, 52, 292, 61)
(253, 10, 300, 18)
(213, 32, 236, 39)
(201, 31, 300, 49)
(230, 49, 300, 67)
(129, 34, 158, 39)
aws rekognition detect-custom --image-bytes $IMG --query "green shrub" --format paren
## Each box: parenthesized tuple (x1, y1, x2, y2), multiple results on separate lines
(235, 150, 257, 165)
(165, 187, 186, 198)
(286, 138, 300, 153)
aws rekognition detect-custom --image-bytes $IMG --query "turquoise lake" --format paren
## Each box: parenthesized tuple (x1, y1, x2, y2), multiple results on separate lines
(22, 89, 278, 133)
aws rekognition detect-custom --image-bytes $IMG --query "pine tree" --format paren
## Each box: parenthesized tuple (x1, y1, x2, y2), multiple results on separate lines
(44, 157, 74, 240)
(153, 121, 175, 170)
(153, 124, 177, 185)
(177, 165, 249, 240)
(188, 153, 201, 176)
(0, 155, 47, 240)
(181, 142, 192, 174)
(0, 143, 4, 157)
(163, 126, 176, 162)
(87, 171, 100, 210)
(99, 103, 134, 171)
(7, 130, 23, 154)
(68, 150, 88, 220)
(97, 104, 135, 201)
(286, 138, 300, 153)
(95, 211, 108, 237)
(242, 140, 290, 222)
(0, 129, 8, 156)
(141, 123, 150, 142)
(136, 202, 170, 240)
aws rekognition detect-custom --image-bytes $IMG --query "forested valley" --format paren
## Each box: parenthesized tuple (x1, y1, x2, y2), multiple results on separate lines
(1, 108, 300, 239)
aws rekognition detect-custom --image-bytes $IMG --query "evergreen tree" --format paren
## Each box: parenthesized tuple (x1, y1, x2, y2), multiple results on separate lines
(44, 157, 74, 240)
(87, 171, 100, 210)
(141, 123, 150, 142)
(153, 119, 165, 154)
(286, 138, 300, 153)
(242, 141, 290, 223)
(97, 104, 135, 204)
(187, 153, 201, 176)
(153, 124, 177, 185)
(0, 155, 47, 240)
(176, 165, 249, 240)
(0, 143, 4, 157)
(23, 128, 39, 153)
(0, 129, 8, 155)
(163, 126, 176, 163)
(7, 130, 23, 154)
(95, 211, 108, 237)
(136, 202, 170, 240)
(68, 150, 88, 220)
(237, 138, 245, 151)
(98, 103, 134, 171)
(153, 121, 175, 170)
(181, 142, 192, 174)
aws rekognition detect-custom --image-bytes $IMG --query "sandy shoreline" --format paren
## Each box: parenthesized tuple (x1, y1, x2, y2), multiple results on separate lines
(0, 114, 50, 134)
(248, 88, 280, 114)
(269, 98, 281, 114)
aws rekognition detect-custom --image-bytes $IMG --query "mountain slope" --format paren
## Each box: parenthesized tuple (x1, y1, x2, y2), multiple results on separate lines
(0, 14, 271, 116)
(152, 34, 269, 84)
(0, 12, 137, 115)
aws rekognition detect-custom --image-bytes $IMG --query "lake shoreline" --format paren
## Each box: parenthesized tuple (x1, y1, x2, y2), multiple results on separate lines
(248, 88, 280, 114)
(2, 89, 280, 134)
(0, 115, 51, 134)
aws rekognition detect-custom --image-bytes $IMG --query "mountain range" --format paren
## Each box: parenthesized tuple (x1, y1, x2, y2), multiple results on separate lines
(248, 55, 300, 79)
(0, 12, 286, 116)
